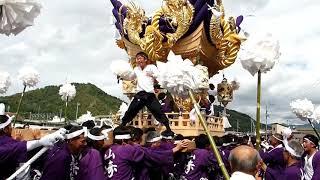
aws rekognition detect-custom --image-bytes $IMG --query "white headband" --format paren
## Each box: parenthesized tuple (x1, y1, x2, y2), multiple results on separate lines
(65, 127, 87, 139)
(304, 138, 316, 145)
(283, 139, 301, 158)
(174, 140, 181, 145)
(161, 135, 173, 140)
(272, 135, 283, 142)
(222, 143, 231, 147)
(88, 133, 107, 141)
(146, 136, 162, 143)
(114, 134, 131, 140)
(0, 115, 13, 129)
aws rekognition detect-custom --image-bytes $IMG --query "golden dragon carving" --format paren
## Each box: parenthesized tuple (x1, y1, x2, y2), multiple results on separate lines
(122, 2, 147, 45)
(209, 2, 246, 67)
(161, 0, 194, 47)
(140, 10, 164, 61)
(122, 0, 194, 61)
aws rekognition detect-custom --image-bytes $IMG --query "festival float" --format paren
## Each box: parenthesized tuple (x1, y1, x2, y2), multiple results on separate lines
(109, 0, 245, 137)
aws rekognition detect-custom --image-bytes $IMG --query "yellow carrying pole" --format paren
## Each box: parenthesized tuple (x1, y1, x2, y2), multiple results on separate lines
(188, 90, 230, 180)
(255, 70, 261, 150)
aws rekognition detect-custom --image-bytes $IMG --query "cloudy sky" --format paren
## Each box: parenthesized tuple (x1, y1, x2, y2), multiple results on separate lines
(0, 0, 319, 125)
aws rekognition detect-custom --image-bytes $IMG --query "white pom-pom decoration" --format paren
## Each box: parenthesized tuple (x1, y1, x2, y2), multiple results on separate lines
(18, 67, 40, 87)
(240, 33, 280, 76)
(313, 106, 320, 124)
(290, 98, 314, 120)
(156, 51, 209, 97)
(59, 83, 76, 102)
(0, 0, 42, 36)
(109, 60, 134, 79)
(0, 72, 11, 94)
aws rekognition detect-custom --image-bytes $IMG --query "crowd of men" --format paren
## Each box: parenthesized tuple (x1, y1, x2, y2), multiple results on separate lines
(1, 108, 320, 180)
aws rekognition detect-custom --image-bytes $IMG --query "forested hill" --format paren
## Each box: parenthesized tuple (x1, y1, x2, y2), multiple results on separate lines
(0, 83, 123, 120)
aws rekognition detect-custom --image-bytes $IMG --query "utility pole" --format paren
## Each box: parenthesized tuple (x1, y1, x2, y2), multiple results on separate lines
(265, 104, 269, 139)
(265, 103, 274, 139)
(59, 108, 62, 119)
(76, 103, 80, 120)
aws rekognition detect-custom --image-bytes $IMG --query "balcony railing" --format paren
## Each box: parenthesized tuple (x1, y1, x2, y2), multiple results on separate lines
(130, 112, 225, 137)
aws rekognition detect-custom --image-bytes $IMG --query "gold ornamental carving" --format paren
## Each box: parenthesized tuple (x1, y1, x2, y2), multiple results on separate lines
(115, 0, 246, 75)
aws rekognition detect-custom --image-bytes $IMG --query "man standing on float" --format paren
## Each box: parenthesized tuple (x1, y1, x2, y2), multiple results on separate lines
(119, 51, 173, 135)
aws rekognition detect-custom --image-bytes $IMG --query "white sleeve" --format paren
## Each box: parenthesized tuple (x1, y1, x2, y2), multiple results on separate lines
(150, 65, 159, 79)
(26, 140, 41, 151)
(27, 128, 66, 151)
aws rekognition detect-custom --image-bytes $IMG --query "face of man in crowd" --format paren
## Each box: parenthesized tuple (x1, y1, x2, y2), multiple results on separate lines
(269, 136, 277, 147)
(95, 139, 105, 150)
(151, 140, 161, 148)
(303, 139, 315, 152)
(135, 55, 147, 69)
(69, 134, 87, 154)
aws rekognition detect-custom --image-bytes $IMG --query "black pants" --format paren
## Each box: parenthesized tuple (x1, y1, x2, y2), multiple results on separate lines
(121, 91, 170, 128)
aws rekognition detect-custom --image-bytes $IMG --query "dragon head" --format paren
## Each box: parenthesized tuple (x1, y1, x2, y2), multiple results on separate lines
(164, 0, 187, 11)
(125, 2, 147, 28)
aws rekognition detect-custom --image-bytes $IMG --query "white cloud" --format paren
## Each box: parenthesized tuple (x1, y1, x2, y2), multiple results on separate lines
(0, 0, 319, 126)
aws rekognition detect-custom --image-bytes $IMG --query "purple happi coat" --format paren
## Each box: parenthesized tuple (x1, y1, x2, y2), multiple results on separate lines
(77, 147, 105, 180)
(260, 145, 286, 180)
(267, 162, 304, 180)
(0, 135, 27, 179)
(220, 147, 232, 173)
(40, 142, 81, 180)
(104, 144, 144, 180)
(208, 148, 230, 180)
(159, 141, 175, 177)
(181, 148, 217, 180)
(159, 140, 174, 151)
(135, 145, 174, 180)
(173, 152, 189, 179)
